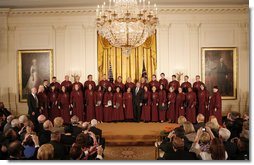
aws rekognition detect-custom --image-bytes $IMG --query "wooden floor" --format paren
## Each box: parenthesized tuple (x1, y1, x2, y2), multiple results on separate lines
(97, 122, 179, 146)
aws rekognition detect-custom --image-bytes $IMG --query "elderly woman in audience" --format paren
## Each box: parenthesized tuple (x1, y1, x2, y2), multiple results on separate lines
(39, 120, 53, 145)
(37, 144, 54, 160)
(3, 115, 14, 133)
(177, 116, 187, 127)
(219, 127, 237, 160)
(53, 117, 65, 134)
(183, 121, 197, 150)
(10, 118, 21, 134)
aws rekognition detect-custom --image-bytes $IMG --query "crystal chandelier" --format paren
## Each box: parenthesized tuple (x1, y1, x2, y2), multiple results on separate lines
(96, 0, 158, 55)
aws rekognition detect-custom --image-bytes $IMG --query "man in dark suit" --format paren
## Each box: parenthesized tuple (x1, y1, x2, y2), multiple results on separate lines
(132, 82, 144, 122)
(49, 130, 67, 160)
(89, 119, 105, 149)
(27, 87, 39, 124)
(194, 113, 205, 131)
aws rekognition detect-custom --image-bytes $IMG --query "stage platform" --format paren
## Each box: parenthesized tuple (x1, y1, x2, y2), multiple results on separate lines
(97, 122, 179, 146)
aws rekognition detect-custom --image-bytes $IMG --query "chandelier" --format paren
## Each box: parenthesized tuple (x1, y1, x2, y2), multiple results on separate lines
(96, 0, 158, 55)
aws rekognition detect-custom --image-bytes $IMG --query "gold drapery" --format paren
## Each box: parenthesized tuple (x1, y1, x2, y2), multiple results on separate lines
(97, 33, 157, 83)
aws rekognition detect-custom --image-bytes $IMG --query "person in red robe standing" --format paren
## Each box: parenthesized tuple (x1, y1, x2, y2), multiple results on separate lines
(193, 75, 205, 94)
(140, 77, 148, 89)
(37, 85, 48, 119)
(85, 84, 95, 122)
(123, 87, 134, 121)
(99, 74, 110, 93)
(50, 76, 61, 93)
(70, 84, 84, 121)
(115, 76, 125, 92)
(159, 73, 168, 91)
(113, 87, 124, 122)
(94, 85, 104, 122)
(57, 86, 71, 124)
(185, 87, 196, 123)
(181, 75, 192, 93)
(48, 86, 60, 121)
(125, 77, 135, 91)
(198, 84, 209, 120)
(103, 86, 113, 122)
(167, 87, 176, 123)
(72, 75, 84, 91)
(84, 74, 96, 91)
(61, 75, 72, 94)
(141, 85, 151, 122)
(169, 75, 180, 93)
(149, 74, 160, 90)
(209, 86, 222, 125)
(158, 84, 167, 122)
(151, 86, 159, 122)
(175, 87, 185, 121)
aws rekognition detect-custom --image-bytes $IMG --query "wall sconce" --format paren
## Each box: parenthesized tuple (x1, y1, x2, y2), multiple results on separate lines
(176, 72, 183, 82)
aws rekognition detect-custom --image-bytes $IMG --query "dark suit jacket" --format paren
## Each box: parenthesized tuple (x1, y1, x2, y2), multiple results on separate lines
(194, 122, 205, 131)
(27, 93, 39, 116)
(39, 129, 51, 145)
(72, 126, 83, 137)
(50, 140, 67, 160)
(89, 126, 102, 138)
(132, 88, 144, 105)
(162, 149, 197, 160)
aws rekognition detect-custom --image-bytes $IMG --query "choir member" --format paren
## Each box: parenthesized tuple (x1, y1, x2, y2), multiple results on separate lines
(158, 84, 167, 122)
(175, 87, 185, 121)
(141, 85, 151, 122)
(209, 86, 222, 125)
(85, 84, 95, 122)
(37, 85, 49, 119)
(99, 74, 110, 92)
(151, 86, 159, 122)
(61, 75, 72, 93)
(140, 77, 148, 89)
(72, 76, 84, 91)
(133, 82, 144, 122)
(57, 86, 71, 124)
(70, 84, 84, 121)
(159, 73, 168, 91)
(198, 84, 209, 120)
(94, 85, 104, 122)
(149, 74, 160, 90)
(50, 76, 61, 92)
(43, 79, 50, 95)
(125, 77, 135, 90)
(84, 74, 96, 91)
(181, 75, 192, 93)
(193, 75, 205, 94)
(167, 87, 176, 123)
(115, 76, 125, 92)
(185, 87, 196, 123)
(123, 87, 134, 121)
(113, 87, 124, 121)
(48, 86, 60, 121)
(169, 75, 180, 93)
(103, 86, 113, 122)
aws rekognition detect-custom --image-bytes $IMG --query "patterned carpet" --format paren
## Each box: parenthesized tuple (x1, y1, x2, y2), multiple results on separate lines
(104, 146, 156, 160)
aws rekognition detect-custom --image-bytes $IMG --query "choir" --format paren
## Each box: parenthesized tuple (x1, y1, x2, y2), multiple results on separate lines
(34, 74, 222, 124)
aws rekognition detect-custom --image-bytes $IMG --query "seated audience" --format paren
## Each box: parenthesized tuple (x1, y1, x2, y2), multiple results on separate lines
(39, 120, 53, 145)
(70, 115, 83, 137)
(3, 115, 14, 133)
(53, 117, 65, 134)
(219, 128, 237, 160)
(37, 144, 54, 160)
(49, 130, 67, 160)
(194, 113, 205, 131)
(8, 140, 24, 160)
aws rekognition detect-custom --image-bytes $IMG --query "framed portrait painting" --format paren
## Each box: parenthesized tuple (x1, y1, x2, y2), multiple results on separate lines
(18, 49, 53, 102)
(201, 47, 237, 100)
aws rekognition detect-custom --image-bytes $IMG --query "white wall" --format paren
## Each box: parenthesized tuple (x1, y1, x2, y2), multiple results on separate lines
(0, 5, 249, 116)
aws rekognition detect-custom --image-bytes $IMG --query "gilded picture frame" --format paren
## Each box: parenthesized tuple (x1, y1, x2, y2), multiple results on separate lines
(201, 47, 237, 100)
(18, 49, 54, 102)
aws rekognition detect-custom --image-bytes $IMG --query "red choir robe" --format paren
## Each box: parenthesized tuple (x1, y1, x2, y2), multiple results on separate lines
(114, 81, 125, 92)
(181, 82, 192, 93)
(198, 89, 209, 119)
(140, 82, 148, 89)
(149, 80, 160, 90)
(175, 93, 186, 121)
(85, 89, 95, 122)
(94, 91, 104, 122)
(72, 82, 84, 91)
(123, 92, 134, 120)
(151, 92, 159, 122)
(186, 91, 196, 123)
(48, 91, 60, 121)
(159, 78, 169, 91)
(113, 92, 124, 121)
(57, 92, 71, 123)
(167, 91, 176, 122)
(103, 92, 113, 122)
(70, 90, 84, 121)
(209, 91, 222, 125)
(158, 89, 167, 121)
(141, 91, 151, 121)
(61, 80, 72, 93)
(84, 80, 96, 91)
(125, 82, 135, 91)
(169, 80, 180, 93)
(37, 91, 49, 119)
(99, 80, 110, 92)
(193, 81, 205, 94)
(50, 82, 61, 92)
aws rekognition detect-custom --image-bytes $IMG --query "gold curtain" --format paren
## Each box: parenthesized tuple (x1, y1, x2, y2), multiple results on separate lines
(97, 33, 157, 83)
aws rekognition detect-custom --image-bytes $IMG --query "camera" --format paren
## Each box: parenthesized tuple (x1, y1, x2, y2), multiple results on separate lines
(202, 128, 206, 131)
